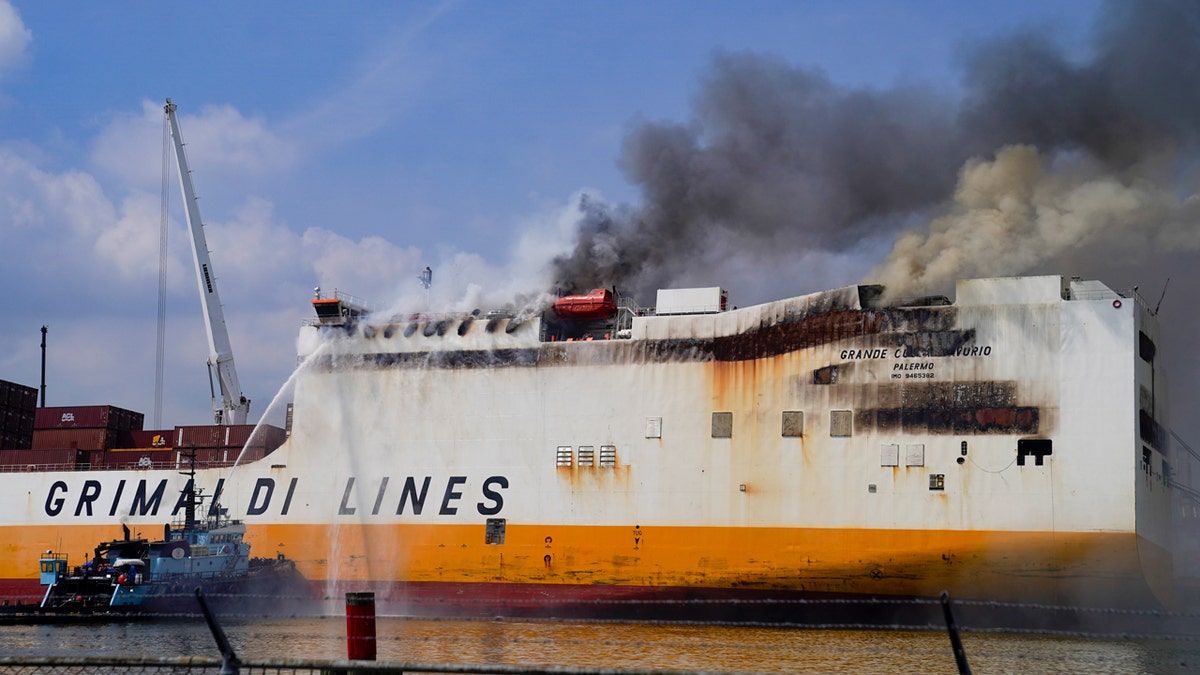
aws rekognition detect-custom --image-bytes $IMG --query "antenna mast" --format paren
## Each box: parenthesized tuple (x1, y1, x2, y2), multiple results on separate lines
(1155, 277, 1170, 315)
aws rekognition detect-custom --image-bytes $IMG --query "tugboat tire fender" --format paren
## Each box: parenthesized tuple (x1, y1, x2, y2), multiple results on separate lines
(165, 542, 191, 560)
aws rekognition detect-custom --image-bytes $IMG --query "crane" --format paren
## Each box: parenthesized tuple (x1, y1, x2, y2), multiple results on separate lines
(164, 99, 250, 425)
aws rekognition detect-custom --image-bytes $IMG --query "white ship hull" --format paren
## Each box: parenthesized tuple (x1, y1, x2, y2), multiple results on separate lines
(0, 276, 1175, 618)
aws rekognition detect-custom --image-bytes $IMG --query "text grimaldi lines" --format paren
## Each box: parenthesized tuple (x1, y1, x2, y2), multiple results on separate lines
(42, 475, 510, 519)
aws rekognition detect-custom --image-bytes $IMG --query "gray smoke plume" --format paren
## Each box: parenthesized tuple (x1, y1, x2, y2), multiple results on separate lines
(550, 0, 1200, 304)
(552, 53, 965, 299)
(872, 0, 1200, 298)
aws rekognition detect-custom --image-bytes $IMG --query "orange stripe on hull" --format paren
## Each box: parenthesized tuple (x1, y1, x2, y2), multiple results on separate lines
(1, 523, 1169, 610)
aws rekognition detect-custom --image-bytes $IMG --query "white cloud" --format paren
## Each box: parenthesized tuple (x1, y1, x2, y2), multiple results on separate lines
(90, 99, 298, 189)
(301, 227, 425, 309)
(0, 0, 31, 81)
(0, 91, 602, 425)
(203, 197, 306, 293)
(0, 149, 116, 252)
(93, 191, 168, 281)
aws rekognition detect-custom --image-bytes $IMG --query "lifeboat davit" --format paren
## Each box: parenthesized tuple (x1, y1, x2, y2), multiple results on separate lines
(553, 288, 617, 320)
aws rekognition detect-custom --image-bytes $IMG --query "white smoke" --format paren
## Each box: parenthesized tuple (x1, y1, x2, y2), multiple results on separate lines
(870, 144, 1200, 299)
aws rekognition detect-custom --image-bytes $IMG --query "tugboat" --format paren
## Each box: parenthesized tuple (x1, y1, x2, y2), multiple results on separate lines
(37, 455, 298, 614)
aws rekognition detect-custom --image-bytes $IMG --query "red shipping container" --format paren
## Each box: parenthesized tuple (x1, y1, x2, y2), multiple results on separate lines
(127, 430, 173, 449)
(99, 449, 177, 470)
(31, 427, 116, 451)
(224, 424, 287, 450)
(223, 425, 255, 448)
(0, 448, 83, 470)
(237, 446, 267, 463)
(179, 448, 230, 465)
(175, 425, 225, 448)
(258, 426, 287, 454)
(34, 405, 144, 430)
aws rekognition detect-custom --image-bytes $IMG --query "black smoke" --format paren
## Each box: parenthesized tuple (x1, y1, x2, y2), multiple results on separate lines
(549, 0, 1200, 302)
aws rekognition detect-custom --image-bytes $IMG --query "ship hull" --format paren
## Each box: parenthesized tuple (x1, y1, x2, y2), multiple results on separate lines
(0, 522, 1164, 609)
(0, 276, 1176, 620)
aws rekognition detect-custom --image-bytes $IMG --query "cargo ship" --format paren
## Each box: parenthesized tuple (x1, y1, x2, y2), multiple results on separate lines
(0, 101, 1183, 622)
(0, 273, 1180, 621)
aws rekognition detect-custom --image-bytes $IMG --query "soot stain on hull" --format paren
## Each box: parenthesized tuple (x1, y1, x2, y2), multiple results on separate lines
(311, 304, 1045, 436)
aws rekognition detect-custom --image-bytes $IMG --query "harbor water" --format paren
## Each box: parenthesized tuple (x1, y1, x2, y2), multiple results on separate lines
(2, 615, 1198, 674)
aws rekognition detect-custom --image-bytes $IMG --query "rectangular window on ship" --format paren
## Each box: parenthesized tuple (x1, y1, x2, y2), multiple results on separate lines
(881, 444, 899, 467)
(782, 411, 804, 437)
(712, 412, 733, 438)
(830, 410, 853, 437)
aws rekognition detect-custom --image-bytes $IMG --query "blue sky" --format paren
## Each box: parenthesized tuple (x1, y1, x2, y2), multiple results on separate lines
(3, 0, 1182, 431)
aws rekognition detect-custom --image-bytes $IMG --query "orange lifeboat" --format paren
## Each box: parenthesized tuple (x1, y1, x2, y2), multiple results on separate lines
(553, 288, 617, 320)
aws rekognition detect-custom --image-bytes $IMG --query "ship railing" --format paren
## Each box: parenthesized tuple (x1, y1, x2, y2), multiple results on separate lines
(303, 308, 525, 328)
(613, 294, 645, 335)
(313, 288, 373, 311)
(1069, 286, 1141, 302)
(0, 462, 79, 473)
(0, 459, 247, 473)
(1069, 285, 1162, 315)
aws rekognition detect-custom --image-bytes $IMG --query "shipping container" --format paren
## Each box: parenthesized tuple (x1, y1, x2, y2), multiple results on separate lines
(0, 432, 33, 450)
(238, 446, 267, 463)
(175, 446, 267, 467)
(75, 448, 104, 469)
(224, 424, 287, 451)
(180, 448, 230, 465)
(1, 409, 34, 434)
(108, 407, 145, 431)
(95, 449, 177, 470)
(0, 380, 36, 410)
(34, 405, 145, 431)
(125, 429, 173, 449)
(0, 447, 85, 471)
(174, 425, 224, 448)
(31, 427, 117, 451)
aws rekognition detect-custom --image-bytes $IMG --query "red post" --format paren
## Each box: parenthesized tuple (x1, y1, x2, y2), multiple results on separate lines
(345, 591, 377, 660)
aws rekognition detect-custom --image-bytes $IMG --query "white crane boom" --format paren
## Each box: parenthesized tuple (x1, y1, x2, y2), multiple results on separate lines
(164, 99, 250, 425)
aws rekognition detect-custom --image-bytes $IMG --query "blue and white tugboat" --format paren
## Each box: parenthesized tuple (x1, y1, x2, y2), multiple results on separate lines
(37, 457, 298, 614)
